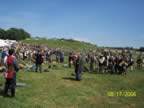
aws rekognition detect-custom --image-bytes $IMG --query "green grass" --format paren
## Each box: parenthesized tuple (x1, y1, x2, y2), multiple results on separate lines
(21, 38, 97, 52)
(0, 63, 144, 108)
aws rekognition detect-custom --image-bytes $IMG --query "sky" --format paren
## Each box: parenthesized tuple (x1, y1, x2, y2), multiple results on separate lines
(0, 0, 144, 48)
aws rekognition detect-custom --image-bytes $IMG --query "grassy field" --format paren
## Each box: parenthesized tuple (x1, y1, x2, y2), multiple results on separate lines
(21, 38, 97, 52)
(0, 38, 143, 108)
(0, 62, 144, 108)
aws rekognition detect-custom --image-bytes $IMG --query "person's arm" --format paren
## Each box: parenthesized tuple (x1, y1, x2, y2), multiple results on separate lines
(13, 56, 19, 72)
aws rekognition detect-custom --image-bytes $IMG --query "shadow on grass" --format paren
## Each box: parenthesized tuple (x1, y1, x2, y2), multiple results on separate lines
(88, 71, 115, 75)
(0, 86, 4, 97)
(62, 77, 77, 81)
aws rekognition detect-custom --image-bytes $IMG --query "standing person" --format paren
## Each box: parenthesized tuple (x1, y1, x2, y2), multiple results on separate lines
(90, 54, 94, 72)
(136, 56, 142, 69)
(114, 55, 120, 74)
(68, 53, 73, 68)
(35, 50, 44, 73)
(46, 50, 52, 63)
(142, 57, 144, 68)
(22, 48, 27, 60)
(98, 54, 105, 73)
(55, 49, 60, 63)
(75, 53, 84, 81)
(46, 50, 52, 68)
(127, 54, 134, 71)
(60, 51, 64, 63)
(1, 48, 8, 65)
(4, 49, 19, 97)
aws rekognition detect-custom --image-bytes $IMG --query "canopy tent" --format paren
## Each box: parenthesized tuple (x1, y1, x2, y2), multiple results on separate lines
(0, 39, 9, 47)
(0, 39, 17, 47)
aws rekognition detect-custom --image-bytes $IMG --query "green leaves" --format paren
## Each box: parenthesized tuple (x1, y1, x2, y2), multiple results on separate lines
(0, 28, 31, 41)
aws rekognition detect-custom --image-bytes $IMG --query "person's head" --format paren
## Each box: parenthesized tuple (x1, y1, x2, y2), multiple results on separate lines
(76, 52, 80, 57)
(8, 49, 15, 55)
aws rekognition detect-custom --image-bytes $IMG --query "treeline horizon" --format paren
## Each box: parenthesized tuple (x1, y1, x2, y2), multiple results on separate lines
(0, 27, 143, 52)
(0, 27, 31, 41)
(28, 37, 144, 52)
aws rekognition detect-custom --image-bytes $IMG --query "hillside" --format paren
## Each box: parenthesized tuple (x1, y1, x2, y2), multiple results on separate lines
(21, 38, 97, 52)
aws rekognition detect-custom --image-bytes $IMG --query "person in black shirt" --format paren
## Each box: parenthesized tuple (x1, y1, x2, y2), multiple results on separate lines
(35, 50, 43, 73)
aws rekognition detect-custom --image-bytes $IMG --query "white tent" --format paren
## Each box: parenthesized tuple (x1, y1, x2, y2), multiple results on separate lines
(0, 39, 8, 47)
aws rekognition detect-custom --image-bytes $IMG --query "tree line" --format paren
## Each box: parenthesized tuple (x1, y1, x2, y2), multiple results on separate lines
(0, 28, 31, 41)
(139, 47, 144, 52)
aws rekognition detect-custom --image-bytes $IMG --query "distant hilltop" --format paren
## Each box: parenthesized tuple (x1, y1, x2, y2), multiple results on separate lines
(22, 37, 97, 52)
(22, 37, 144, 53)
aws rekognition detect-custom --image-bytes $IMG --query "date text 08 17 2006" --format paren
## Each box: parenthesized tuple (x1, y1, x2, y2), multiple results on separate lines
(107, 91, 136, 97)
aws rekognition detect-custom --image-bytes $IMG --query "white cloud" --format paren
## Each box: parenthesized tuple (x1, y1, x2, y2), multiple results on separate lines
(72, 37, 93, 43)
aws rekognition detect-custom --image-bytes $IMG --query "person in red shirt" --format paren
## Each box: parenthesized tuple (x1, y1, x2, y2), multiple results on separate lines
(4, 49, 19, 97)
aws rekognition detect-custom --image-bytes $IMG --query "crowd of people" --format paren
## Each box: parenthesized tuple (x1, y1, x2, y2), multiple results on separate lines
(0, 43, 144, 97)
(71, 50, 143, 72)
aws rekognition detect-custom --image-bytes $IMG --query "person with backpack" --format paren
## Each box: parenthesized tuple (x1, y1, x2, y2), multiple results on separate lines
(35, 49, 44, 73)
(4, 49, 19, 97)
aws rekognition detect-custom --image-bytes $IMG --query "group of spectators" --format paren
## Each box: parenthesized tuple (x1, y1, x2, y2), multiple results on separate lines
(68, 50, 144, 77)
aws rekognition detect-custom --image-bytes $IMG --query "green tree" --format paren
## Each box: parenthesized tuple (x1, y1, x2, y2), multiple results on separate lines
(6, 28, 31, 40)
(0, 28, 7, 39)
